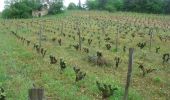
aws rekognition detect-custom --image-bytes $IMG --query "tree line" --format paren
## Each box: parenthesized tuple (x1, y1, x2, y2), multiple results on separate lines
(86, 0, 170, 14)
(1, 0, 170, 19)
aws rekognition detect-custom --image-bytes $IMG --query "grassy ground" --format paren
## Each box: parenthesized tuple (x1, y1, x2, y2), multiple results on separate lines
(0, 26, 141, 100)
(0, 28, 141, 100)
(0, 11, 170, 100)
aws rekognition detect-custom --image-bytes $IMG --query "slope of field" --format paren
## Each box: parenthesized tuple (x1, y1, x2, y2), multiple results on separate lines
(0, 11, 170, 100)
(0, 23, 140, 100)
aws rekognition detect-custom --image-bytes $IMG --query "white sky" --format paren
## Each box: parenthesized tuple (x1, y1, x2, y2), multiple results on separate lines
(0, 0, 86, 12)
(64, 0, 86, 7)
(0, 0, 5, 12)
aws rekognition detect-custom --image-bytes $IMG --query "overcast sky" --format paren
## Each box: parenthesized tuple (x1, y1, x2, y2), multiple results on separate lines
(0, 0, 86, 12)
(0, 0, 4, 12)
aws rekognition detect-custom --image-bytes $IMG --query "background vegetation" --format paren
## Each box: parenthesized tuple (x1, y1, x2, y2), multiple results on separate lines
(67, 2, 79, 10)
(86, 0, 170, 14)
(1, 0, 170, 19)
(2, 0, 64, 19)
(67, 0, 170, 14)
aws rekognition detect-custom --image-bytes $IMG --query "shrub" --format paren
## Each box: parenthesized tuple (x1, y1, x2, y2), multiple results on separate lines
(48, 2, 64, 15)
(154, 77, 162, 83)
(68, 2, 78, 10)
(2, 1, 41, 19)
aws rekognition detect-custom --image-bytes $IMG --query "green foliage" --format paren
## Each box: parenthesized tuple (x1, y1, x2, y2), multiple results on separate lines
(113, 0, 123, 11)
(67, 2, 78, 10)
(104, 0, 115, 12)
(86, 0, 169, 14)
(86, 0, 123, 11)
(98, 0, 107, 10)
(2, 0, 64, 19)
(153, 77, 162, 83)
(2, 0, 41, 19)
(48, 1, 64, 15)
(123, 0, 164, 14)
(86, 0, 99, 10)
(163, 0, 170, 14)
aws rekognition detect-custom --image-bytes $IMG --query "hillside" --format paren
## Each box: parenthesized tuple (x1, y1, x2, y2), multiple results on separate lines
(0, 11, 170, 100)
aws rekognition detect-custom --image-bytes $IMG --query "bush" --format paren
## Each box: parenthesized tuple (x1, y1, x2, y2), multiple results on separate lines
(48, 2, 64, 15)
(86, 0, 123, 12)
(113, 0, 123, 11)
(86, 0, 99, 10)
(2, 0, 64, 18)
(153, 77, 162, 83)
(104, 3, 116, 12)
(104, 0, 116, 12)
(123, 0, 164, 14)
(67, 2, 77, 10)
(163, 0, 170, 14)
(2, 1, 41, 19)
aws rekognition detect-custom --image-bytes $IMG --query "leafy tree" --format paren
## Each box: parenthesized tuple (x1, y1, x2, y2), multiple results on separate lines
(113, 0, 123, 11)
(2, 0, 64, 18)
(164, 0, 170, 14)
(104, 0, 116, 12)
(123, 0, 164, 13)
(78, 0, 82, 9)
(48, 1, 63, 14)
(86, 0, 169, 14)
(86, 0, 99, 10)
(86, 0, 123, 11)
(2, 0, 41, 18)
(67, 2, 77, 10)
(145, 0, 164, 13)
(123, 0, 131, 11)
(98, 0, 107, 10)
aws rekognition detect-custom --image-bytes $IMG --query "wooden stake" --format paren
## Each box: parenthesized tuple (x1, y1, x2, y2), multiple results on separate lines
(123, 48, 134, 100)
(39, 23, 43, 48)
(78, 27, 82, 51)
(61, 21, 63, 35)
(29, 88, 44, 100)
(16, 24, 19, 33)
(149, 29, 153, 51)
(115, 28, 119, 52)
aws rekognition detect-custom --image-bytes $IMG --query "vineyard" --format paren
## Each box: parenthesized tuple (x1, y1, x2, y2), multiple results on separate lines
(0, 11, 170, 100)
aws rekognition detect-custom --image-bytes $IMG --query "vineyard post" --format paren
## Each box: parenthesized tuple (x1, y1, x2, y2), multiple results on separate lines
(102, 26, 105, 35)
(28, 88, 44, 100)
(115, 27, 119, 52)
(39, 23, 43, 48)
(149, 29, 153, 51)
(123, 48, 134, 100)
(27, 23, 29, 32)
(16, 24, 19, 33)
(4, 17, 6, 25)
(31, 17, 33, 28)
(78, 27, 82, 51)
(61, 21, 63, 35)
